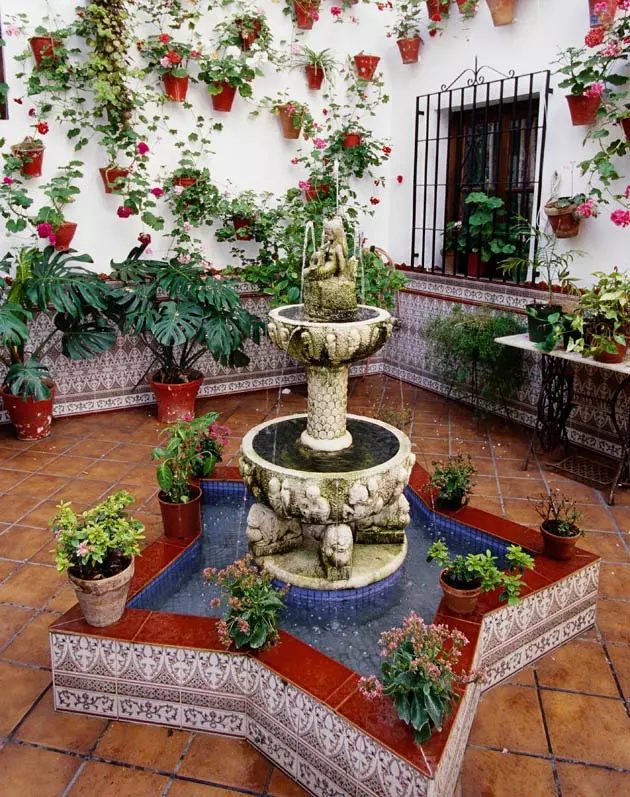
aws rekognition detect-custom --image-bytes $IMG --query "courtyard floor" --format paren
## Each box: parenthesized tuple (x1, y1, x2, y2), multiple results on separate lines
(0, 375, 628, 797)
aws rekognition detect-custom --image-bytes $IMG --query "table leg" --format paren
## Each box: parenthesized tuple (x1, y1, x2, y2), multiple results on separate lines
(608, 377, 630, 505)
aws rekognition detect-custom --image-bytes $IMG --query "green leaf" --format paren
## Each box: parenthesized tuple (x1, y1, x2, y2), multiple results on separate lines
(156, 463, 173, 493)
(423, 690, 444, 730)
(248, 623, 267, 649)
(394, 693, 411, 725)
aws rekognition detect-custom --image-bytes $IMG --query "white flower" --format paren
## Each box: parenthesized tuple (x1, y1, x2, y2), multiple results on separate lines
(225, 45, 241, 60)
(251, 51, 268, 67)
(282, 388, 291, 395)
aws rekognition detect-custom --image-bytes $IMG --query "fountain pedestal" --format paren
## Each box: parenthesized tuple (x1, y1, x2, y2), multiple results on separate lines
(302, 366, 352, 451)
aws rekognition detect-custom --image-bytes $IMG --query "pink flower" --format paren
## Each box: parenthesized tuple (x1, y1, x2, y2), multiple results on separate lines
(358, 675, 383, 700)
(178, 253, 192, 264)
(150, 186, 164, 197)
(312, 137, 326, 149)
(48, 234, 56, 246)
(160, 56, 171, 68)
(137, 142, 149, 155)
(183, 221, 192, 232)
(37, 222, 53, 238)
(610, 209, 630, 227)
(584, 81, 605, 98)
(190, 50, 202, 58)
(290, 157, 298, 165)
(173, 185, 184, 195)
(585, 28, 605, 47)
(138, 232, 151, 245)
(4, 24, 20, 36)
(209, 597, 221, 608)
(2, 177, 13, 185)
(331, 5, 342, 15)
(77, 541, 90, 557)
(575, 198, 597, 218)
(298, 180, 312, 190)
(619, 0, 630, 9)
(625, 185, 630, 199)
(396, 175, 404, 184)
(117, 206, 133, 218)
(601, 41, 622, 57)
(312, 11, 319, 21)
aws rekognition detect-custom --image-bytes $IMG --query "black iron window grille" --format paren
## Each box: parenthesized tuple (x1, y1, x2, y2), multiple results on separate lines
(410, 61, 552, 282)
(0, 21, 7, 121)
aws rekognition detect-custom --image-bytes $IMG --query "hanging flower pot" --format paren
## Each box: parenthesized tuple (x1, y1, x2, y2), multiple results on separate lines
(12, 140, 44, 178)
(485, 0, 516, 26)
(162, 72, 189, 101)
(589, 0, 617, 28)
(304, 183, 330, 203)
(173, 175, 197, 188)
(544, 202, 580, 238)
(293, 0, 320, 30)
(233, 215, 254, 240)
(566, 94, 601, 125)
(396, 36, 422, 65)
(99, 166, 129, 194)
(236, 18, 262, 51)
(439, 570, 482, 615)
(211, 82, 237, 112)
(159, 486, 202, 540)
(354, 54, 380, 81)
(150, 370, 204, 423)
(305, 65, 325, 90)
(343, 132, 362, 148)
(277, 104, 303, 139)
(29, 35, 62, 66)
(620, 117, 630, 141)
(54, 222, 77, 251)
(427, 0, 451, 15)
(68, 560, 134, 627)
(1, 382, 55, 441)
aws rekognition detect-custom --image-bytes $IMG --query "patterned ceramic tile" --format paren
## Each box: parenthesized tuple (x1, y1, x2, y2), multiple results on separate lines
(181, 702, 246, 735)
(54, 685, 117, 717)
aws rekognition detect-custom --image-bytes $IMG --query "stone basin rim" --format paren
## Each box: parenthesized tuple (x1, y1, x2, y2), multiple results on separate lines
(241, 413, 411, 479)
(270, 303, 392, 328)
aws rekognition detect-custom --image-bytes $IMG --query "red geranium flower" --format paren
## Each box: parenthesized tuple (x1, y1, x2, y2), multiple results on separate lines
(167, 50, 182, 64)
(382, 145, 392, 155)
(159, 33, 171, 44)
(396, 175, 404, 184)
(36, 122, 49, 135)
(369, 196, 380, 205)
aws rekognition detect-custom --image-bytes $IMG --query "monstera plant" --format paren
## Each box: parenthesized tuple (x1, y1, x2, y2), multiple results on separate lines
(109, 240, 264, 422)
(0, 245, 117, 439)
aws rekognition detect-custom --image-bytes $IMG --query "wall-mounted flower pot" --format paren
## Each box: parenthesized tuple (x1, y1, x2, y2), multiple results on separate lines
(439, 570, 482, 615)
(68, 560, 134, 627)
(466, 252, 490, 277)
(99, 166, 128, 194)
(277, 105, 303, 139)
(29, 36, 62, 66)
(173, 176, 197, 188)
(12, 143, 44, 178)
(237, 18, 262, 51)
(342, 132, 362, 149)
(427, 0, 451, 15)
(566, 94, 601, 126)
(540, 523, 581, 561)
(159, 487, 202, 540)
(354, 54, 380, 81)
(396, 36, 422, 64)
(233, 215, 254, 240)
(211, 82, 237, 112)
(544, 202, 580, 238)
(589, 0, 617, 28)
(305, 65, 325, 90)
(525, 303, 563, 343)
(620, 117, 630, 141)
(162, 72, 189, 101)
(486, 0, 516, 26)
(150, 370, 203, 423)
(293, 1, 320, 30)
(54, 222, 77, 251)
(1, 382, 55, 441)
(594, 339, 627, 364)
(304, 183, 330, 202)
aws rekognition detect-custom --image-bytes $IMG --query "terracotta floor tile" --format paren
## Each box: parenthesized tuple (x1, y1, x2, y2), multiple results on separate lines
(494, 458, 538, 478)
(411, 423, 449, 439)
(597, 599, 630, 644)
(0, 494, 41, 524)
(0, 526, 51, 560)
(82, 459, 134, 483)
(610, 506, 630, 532)
(461, 747, 556, 797)
(545, 476, 602, 504)
(28, 435, 81, 455)
(556, 762, 630, 797)
(501, 500, 541, 526)
(178, 735, 271, 790)
(18, 500, 66, 530)
(505, 665, 536, 687)
(267, 768, 310, 797)
(0, 468, 29, 490)
(29, 535, 56, 566)
(94, 721, 189, 771)
(469, 684, 549, 755)
(467, 457, 497, 476)
(16, 688, 108, 753)
(498, 476, 547, 500)
(123, 463, 159, 486)
(541, 690, 630, 768)
(66, 439, 118, 458)
(575, 504, 617, 532)
(470, 475, 500, 496)
(491, 442, 530, 460)
(107, 444, 155, 463)
(167, 782, 245, 797)
(467, 496, 504, 516)
(45, 584, 78, 614)
(112, 483, 158, 506)
(0, 742, 81, 797)
(598, 563, 630, 599)
(453, 440, 493, 457)
(0, 558, 18, 582)
(66, 760, 169, 796)
(0, 604, 34, 648)
(412, 439, 450, 456)
(7, 474, 70, 499)
(39, 456, 94, 478)
(1, 612, 57, 668)
(51, 478, 113, 505)
(535, 640, 618, 697)
(7, 451, 59, 473)
(580, 531, 630, 562)
(0, 661, 50, 734)
(607, 644, 630, 701)
(0, 563, 65, 608)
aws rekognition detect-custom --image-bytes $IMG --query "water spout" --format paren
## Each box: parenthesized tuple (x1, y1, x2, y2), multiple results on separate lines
(301, 221, 316, 304)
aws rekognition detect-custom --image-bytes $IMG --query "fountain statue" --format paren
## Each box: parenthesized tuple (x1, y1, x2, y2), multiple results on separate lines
(239, 215, 415, 588)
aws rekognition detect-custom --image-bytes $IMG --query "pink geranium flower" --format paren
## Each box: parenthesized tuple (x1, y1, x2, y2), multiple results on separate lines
(584, 81, 605, 98)
(610, 209, 630, 227)
(312, 137, 326, 149)
(37, 222, 53, 238)
(149, 186, 164, 197)
(137, 142, 149, 155)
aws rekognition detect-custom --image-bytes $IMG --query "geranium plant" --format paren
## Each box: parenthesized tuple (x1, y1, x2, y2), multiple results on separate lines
(33, 160, 83, 232)
(214, 8, 273, 53)
(325, 124, 391, 180)
(204, 554, 287, 650)
(137, 34, 202, 79)
(198, 53, 257, 97)
(387, 0, 423, 39)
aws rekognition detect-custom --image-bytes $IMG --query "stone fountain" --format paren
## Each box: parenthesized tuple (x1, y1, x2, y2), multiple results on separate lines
(239, 215, 415, 589)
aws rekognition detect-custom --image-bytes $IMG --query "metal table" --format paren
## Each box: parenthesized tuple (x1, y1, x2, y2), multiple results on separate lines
(496, 333, 630, 505)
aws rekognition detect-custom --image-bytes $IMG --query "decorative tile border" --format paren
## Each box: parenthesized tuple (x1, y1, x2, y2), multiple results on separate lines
(50, 465, 600, 797)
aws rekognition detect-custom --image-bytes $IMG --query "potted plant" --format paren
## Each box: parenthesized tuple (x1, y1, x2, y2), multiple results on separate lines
(290, 0, 321, 30)
(426, 0, 451, 15)
(204, 554, 287, 649)
(216, 10, 272, 52)
(388, 1, 424, 64)
(290, 46, 337, 89)
(29, 29, 64, 67)
(11, 135, 47, 179)
(324, 125, 391, 180)
(255, 97, 313, 140)
(457, 0, 480, 17)
(544, 194, 592, 239)
(485, 0, 516, 26)
(357, 612, 473, 743)
(216, 190, 263, 241)
(110, 240, 263, 422)
(0, 246, 117, 440)
(198, 53, 257, 112)
(429, 454, 476, 511)
(589, 0, 617, 28)
(531, 491, 585, 560)
(167, 165, 220, 226)
(51, 491, 143, 627)
(33, 161, 84, 250)
(554, 47, 605, 125)
(137, 34, 202, 102)
(190, 416, 231, 486)
(354, 52, 381, 81)
(427, 539, 535, 614)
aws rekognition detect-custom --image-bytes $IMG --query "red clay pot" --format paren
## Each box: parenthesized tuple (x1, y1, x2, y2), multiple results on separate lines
(233, 216, 254, 240)
(150, 371, 203, 423)
(343, 132, 362, 148)
(99, 166, 128, 194)
(1, 383, 55, 441)
(237, 18, 262, 50)
(620, 117, 630, 142)
(566, 94, 601, 126)
(466, 252, 490, 277)
(277, 105, 303, 139)
(354, 54, 380, 81)
(12, 143, 44, 178)
(541, 523, 580, 561)
(304, 183, 330, 202)
(29, 36, 62, 66)
(485, 0, 516, 26)
(427, 0, 450, 14)
(211, 82, 237, 112)
(397, 36, 422, 64)
(173, 176, 197, 188)
(162, 73, 189, 101)
(544, 203, 580, 239)
(293, 0, 320, 30)
(439, 570, 482, 615)
(305, 65, 325, 90)
(159, 486, 202, 540)
(54, 222, 77, 251)
(589, 0, 617, 27)
(594, 339, 627, 364)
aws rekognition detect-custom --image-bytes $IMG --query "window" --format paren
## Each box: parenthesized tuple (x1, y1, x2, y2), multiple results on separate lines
(0, 21, 8, 121)
(411, 64, 551, 281)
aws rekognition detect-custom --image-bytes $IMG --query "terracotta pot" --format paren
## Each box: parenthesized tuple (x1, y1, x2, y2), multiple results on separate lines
(233, 215, 254, 240)
(541, 522, 580, 561)
(620, 117, 630, 142)
(69, 560, 134, 627)
(162, 72, 189, 101)
(304, 183, 330, 202)
(99, 166, 128, 194)
(159, 487, 202, 540)
(594, 339, 627, 364)
(211, 82, 237, 112)
(466, 252, 490, 277)
(277, 105, 303, 139)
(427, 0, 450, 14)
(439, 570, 482, 615)
(173, 176, 197, 188)
(544, 203, 580, 239)
(485, 0, 516, 26)
(12, 143, 44, 178)
(150, 370, 203, 423)
(1, 383, 55, 441)
(343, 132, 361, 149)
(566, 94, 601, 126)
(293, 0, 320, 30)
(397, 36, 422, 64)
(305, 65, 325, 90)
(54, 222, 77, 251)
(354, 54, 380, 81)
(237, 18, 262, 51)
(29, 36, 62, 66)
(589, 0, 617, 28)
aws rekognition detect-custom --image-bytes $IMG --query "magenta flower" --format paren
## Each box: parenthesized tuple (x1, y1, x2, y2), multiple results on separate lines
(312, 137, 326, 149)
(624, 185, 630, 200)
(331, 5, 342, 15)
(138, 232, 151, 245)
(137, 142, 149, 155)
(611, 209, 630, 227)
(150, 186, 164, 197)
(575, 199, 597, 219)
(298, 180, 312, 190)
(37, 222, 53, 238)
(2, 176, 12, 185)
(117, 206, 133, 218)
(584, 81, 605, 98)
(48, 234, 56, 246)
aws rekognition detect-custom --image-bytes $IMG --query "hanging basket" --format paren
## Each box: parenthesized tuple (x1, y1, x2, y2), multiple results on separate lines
(237, 18, 262, 51)
(566, 94, 601, 126)
(343, 132, 362, 148)
(99, 166, 129, 194)
(12, 141, 44, 178)
(293, 0, 320, 30)
(233, 215, 254, 240)
(485, 0, 516, 26)
(544, 203, 580, 239)
(304, 183, 330, 203)
(396, 37, 422, 65)
(29, 36, 62, 66)
(427, 0, 451, 15)
(620, 117, 630, 141)
(589, 0, 617, 28)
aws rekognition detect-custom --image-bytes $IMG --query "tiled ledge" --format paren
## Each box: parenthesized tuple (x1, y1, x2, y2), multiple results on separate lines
(49, 465, 600, 797)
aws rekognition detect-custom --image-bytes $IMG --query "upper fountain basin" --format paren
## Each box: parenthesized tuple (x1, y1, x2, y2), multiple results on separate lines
(267, 305, 393, 367)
